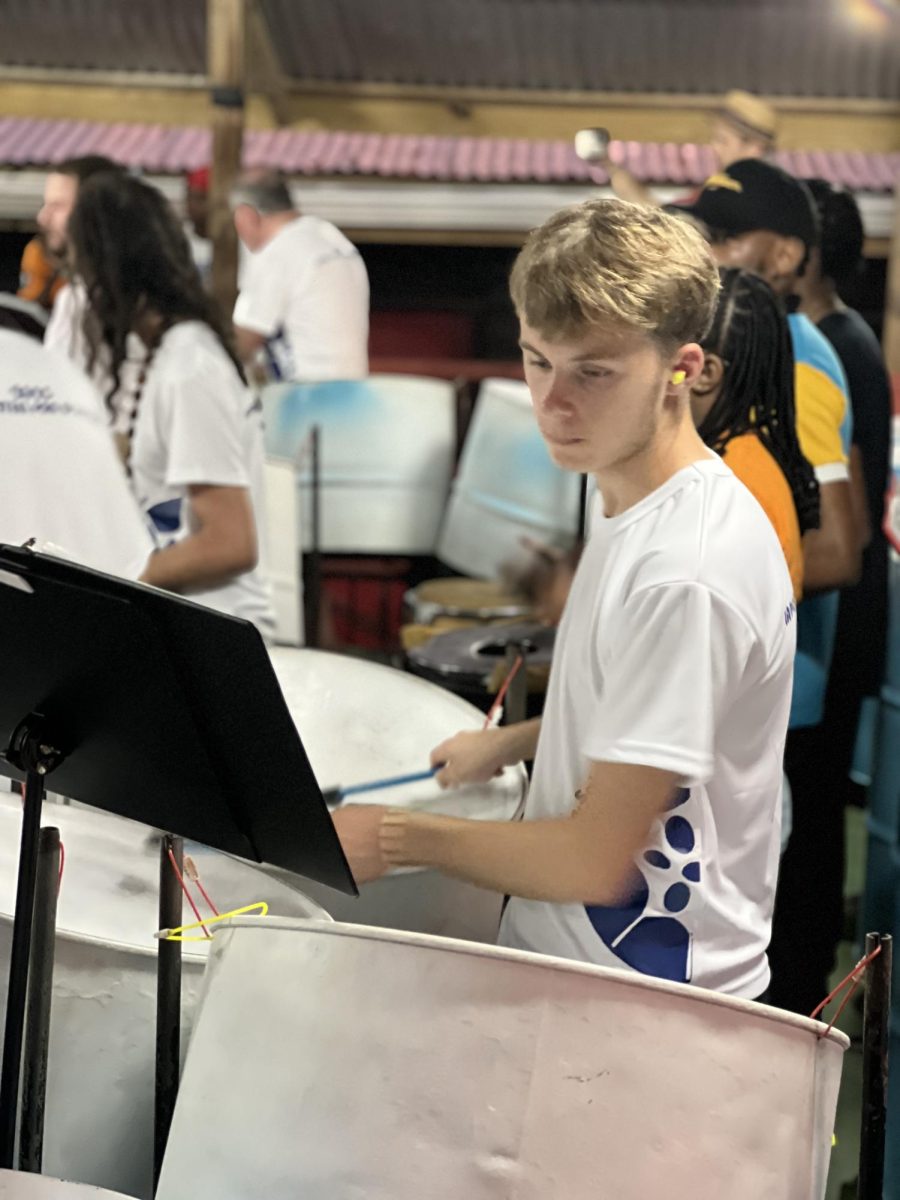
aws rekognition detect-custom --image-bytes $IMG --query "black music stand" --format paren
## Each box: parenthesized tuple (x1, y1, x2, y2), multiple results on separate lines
(0, 543, 356, 1170)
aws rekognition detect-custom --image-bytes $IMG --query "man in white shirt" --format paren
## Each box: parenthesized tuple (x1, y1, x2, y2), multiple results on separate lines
(231, 169, 369, 382)
(0, 329, 153, 579)
(37, 155, 123, 363)
(334, 200, 796, 1000)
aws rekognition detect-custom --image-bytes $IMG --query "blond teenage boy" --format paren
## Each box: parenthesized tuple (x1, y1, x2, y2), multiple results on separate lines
(335, 201, 796, 1000)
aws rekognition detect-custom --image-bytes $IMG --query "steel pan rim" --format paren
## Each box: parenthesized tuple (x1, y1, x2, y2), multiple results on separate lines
(210, 916, 851, 1049)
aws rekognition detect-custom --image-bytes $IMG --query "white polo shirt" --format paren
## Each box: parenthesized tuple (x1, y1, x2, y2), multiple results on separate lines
(233, 216, 369, 382)
(499, 457, 796, 999)
(0, 329, 153, 579)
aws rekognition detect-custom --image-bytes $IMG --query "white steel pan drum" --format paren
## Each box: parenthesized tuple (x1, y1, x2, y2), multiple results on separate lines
(268, 647, 526, 941)
(0, 1171, 136, 1199)
(0, 796, 329, 1200)
(159, 920, 848, 1200)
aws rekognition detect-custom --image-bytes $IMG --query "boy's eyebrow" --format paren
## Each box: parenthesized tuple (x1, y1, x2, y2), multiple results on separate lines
(518, 339, 622, 362)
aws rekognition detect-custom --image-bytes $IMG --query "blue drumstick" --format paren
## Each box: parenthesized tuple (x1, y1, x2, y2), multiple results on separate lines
(326, 765, 446, 807)
(338, 765, 441, 799)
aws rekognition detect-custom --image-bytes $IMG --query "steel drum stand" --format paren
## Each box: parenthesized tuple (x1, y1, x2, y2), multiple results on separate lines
(0, 542, 356, 1186)
(857, 931, 892, 1200)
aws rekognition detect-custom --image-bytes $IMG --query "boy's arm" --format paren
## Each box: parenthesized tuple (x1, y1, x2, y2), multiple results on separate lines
(334, 760, 677, 902)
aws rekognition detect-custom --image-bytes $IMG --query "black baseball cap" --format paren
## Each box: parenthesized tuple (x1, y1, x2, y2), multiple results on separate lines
(673, 159, 819, 248)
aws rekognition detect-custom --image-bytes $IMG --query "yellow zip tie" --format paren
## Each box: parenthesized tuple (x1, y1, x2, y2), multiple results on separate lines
(155, 902, 269, 941)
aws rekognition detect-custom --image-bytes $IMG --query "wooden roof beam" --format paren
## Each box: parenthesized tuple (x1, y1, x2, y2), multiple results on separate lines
(246, 0, 292, 128)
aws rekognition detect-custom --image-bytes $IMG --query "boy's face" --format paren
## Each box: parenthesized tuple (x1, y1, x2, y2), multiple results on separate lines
(519, 320, 684, 478)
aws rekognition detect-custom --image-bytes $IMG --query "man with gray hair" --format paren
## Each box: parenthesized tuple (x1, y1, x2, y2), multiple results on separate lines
(231, 169, 369, 382)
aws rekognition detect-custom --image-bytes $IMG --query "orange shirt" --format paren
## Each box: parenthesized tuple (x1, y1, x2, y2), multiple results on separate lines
(722, 432, 804, 601)
(18, 238, 65, 309)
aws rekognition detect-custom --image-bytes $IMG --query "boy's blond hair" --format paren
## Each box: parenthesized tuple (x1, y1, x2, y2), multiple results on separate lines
(510, 199, 720, 347)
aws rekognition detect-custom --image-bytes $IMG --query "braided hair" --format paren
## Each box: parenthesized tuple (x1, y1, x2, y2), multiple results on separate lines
(67, 170, 245, 413)
(804, 177, 865, 292)
(699, 267, 820, 534)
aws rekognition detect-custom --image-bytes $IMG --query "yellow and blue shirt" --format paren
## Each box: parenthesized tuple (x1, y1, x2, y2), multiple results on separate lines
(788, 312, 853, 729)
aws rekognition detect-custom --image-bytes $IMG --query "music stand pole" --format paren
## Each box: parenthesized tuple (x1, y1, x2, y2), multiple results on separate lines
(155, 835, 184, 1191)
(0, 715, 63, 1167)
(19, 825, 61, 1172)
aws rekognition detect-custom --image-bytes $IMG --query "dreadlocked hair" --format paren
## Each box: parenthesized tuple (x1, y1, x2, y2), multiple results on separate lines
(700, 268, 820, 535)
(68, 171, 245, 412)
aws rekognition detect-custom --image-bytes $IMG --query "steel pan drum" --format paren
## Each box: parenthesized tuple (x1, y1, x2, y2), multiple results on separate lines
(268, 647, 526, 940)
(159, 920, 848, 1200)
(0, 797, 328, 1199)
(0, 1171, 135, 1199)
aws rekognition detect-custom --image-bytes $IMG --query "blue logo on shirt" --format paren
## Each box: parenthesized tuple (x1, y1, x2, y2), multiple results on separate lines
(584, 787, 698, 983)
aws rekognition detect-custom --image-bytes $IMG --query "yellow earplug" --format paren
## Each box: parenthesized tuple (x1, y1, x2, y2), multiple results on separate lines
(671, 370, 686, 385)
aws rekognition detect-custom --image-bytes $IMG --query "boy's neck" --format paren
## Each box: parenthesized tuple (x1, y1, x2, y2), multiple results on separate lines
(595, 414, 709, 518)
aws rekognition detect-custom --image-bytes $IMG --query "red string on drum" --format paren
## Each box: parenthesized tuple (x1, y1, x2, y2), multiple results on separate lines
(810, 944, 882, 1037)
(483, 654, 525, 730)
(167, 848, 213, 939)
(184, 854, 220, 917)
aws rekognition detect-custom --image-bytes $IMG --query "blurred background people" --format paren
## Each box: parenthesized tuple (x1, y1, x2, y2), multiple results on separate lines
(68, 171, 275, 635)
(0, 328, 154, 579)
(604, 90, 777, 207)
(231, 168, 370, 382)
(674, 158, 866, 1014)
(36, 155, 125, 361)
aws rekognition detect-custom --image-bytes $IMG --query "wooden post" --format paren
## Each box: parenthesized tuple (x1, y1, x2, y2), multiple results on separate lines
(884, 183, 900, 375)
(207, 0, 246, 317)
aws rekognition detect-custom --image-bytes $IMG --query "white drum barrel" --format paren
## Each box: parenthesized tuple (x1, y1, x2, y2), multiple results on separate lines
(268, 647, 526, 942)
(0, 1171, 135, 1199)
(159, 920, 848, 1200)
(0, 797, 329, 1200)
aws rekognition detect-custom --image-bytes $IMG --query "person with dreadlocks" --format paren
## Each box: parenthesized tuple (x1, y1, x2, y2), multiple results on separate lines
(691, 267, 820, 602)
(67, 171, 275, 636)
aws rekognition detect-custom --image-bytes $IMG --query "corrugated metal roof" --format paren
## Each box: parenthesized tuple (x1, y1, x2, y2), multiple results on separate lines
(1, 0, 206, 75)
(262, 0, 900, 99)
(1, 117, 897, 191)
(2, 0, 898, 99)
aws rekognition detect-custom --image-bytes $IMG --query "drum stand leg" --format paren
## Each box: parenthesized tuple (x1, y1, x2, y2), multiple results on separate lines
(504, 642, 529, 727)
(18, 826, 61, 1173)
(857, 932, 892, 1200)
(0, 714, 62, 1169)
(303, 425, 322, 650)
(155, 834, 184, 1193)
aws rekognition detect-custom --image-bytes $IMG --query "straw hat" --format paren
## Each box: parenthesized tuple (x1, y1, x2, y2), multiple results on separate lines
(718, 91, 778, 143)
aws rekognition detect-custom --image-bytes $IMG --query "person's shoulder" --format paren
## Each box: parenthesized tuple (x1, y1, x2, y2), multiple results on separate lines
(615, 459, 751, 581)
(820, 309, 887, 369)
(0, 328, 106, 416)
(788, 311, 848, 395)
(156, 322, 241, 386)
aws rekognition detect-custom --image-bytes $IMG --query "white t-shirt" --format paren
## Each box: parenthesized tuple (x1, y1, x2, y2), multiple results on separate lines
(44, 281, 142, 431)
(499, 457, 796, 999)
(129, 321, 275, 635)
(233, 216, 369, 382)
(0, 329, 153, 579)
(43, 280, 83, 360)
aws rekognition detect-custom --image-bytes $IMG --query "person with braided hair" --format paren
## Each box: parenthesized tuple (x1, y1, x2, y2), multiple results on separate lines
(67, 171, 275, 636)
(691, 267, 819, 602)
